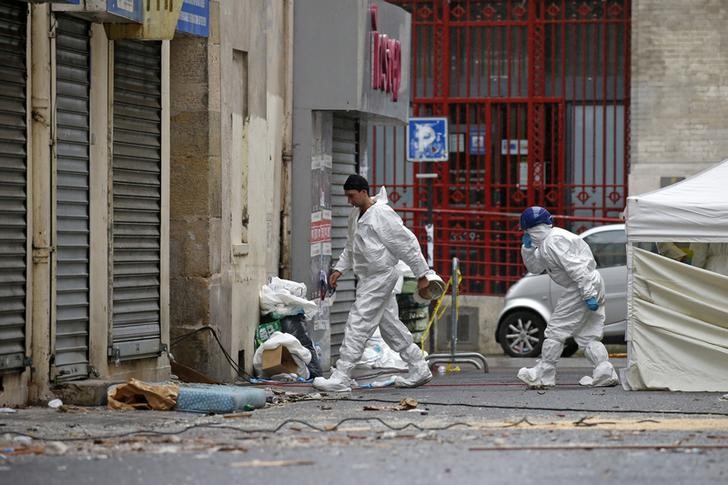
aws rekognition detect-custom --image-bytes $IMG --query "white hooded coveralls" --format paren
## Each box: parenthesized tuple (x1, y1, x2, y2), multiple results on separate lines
(331, 189, 430, 377)
(689, 242, 728, 276)
(519, 224, 618, 387)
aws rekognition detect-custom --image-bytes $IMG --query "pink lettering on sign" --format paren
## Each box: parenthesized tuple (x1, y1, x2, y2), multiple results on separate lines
(369, 5, 401, 102)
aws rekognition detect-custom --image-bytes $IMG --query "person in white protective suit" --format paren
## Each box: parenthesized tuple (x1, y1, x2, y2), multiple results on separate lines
(689, 242, 728, 276)
(516, 206, 619, 388)
(312, 174, 445, 392)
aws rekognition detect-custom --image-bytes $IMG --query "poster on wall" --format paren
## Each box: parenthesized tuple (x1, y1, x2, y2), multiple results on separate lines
(469, 129, 486, 155)
(310, 210, 332, 257)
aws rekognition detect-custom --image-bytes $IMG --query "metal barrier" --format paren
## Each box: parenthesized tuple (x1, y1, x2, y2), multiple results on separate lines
(425, 257, 488, 372)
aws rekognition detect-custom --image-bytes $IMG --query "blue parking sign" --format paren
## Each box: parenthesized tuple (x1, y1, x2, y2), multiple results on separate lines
(407, 117, 448, 161)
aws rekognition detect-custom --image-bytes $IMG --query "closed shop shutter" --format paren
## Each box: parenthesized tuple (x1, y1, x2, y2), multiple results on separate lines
(110, 40, 162, 362)
(53, 15, 91, 380)
(329, 115, 358, 360)
(0, 0, 28, 373)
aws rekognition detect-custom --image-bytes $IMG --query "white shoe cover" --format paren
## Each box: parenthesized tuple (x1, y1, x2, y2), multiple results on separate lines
(393, 361, 432, 388)
(312, 368, 354, 392)
(517, 365, 556, 388)
(579, 362, 619, 387)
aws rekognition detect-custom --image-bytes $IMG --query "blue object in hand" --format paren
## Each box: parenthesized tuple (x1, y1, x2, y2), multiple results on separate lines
(585, 297, 599, 311)
(522, 233, 533, 248)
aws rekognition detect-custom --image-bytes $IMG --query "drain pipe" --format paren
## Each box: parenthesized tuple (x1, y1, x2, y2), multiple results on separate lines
(279, 0, 293, 279)
(29, 3, 54, 403)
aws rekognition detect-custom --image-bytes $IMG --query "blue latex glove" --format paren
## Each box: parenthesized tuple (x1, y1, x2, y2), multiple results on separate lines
(522, 233, 533, 249)
(585, 297, 599, 311)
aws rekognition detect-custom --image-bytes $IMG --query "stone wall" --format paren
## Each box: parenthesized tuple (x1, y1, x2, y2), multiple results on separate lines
(169, 0, 288, 380)
(630, 0, 728, 195)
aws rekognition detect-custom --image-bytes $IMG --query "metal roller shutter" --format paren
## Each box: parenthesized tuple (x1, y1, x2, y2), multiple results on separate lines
(110, 40, 163, 362)
(53, 15, 91, 381)
(329, 115, 358, 360)
(0, 0, 28, 373)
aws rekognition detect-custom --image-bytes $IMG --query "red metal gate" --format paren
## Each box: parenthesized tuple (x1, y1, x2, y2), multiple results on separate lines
(371, 0, 631, 294)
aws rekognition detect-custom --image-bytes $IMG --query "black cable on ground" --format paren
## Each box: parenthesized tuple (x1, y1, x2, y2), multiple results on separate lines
(0, 417, 471, 443)
(335, 397, 728, 417)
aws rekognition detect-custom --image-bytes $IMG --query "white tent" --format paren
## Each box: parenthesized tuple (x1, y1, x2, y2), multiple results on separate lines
(623, 160, 728, 392)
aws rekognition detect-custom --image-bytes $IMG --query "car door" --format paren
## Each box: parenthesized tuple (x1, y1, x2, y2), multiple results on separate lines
(583, 229, 628, 326)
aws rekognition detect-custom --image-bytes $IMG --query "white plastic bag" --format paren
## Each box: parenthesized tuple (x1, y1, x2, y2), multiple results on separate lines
(355, 328, 408, 371)
(267, 277, 307, 298)
(259, 277, 318, 319)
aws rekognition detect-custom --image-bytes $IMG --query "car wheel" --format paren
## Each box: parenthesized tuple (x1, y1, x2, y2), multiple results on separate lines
(498, 310, 546, 358)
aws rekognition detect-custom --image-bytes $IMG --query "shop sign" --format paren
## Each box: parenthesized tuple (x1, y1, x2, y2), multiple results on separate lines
(369, 4, 401, 102)
(106, 0, 143, 22)
(176, 0, 209, 37)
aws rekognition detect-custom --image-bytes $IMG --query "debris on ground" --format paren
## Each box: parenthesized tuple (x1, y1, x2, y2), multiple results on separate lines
(229, 459, 314, 468)
(268, 389, 324, 405)
(107, 378, 179, 411)
(363, 398, 418, 412)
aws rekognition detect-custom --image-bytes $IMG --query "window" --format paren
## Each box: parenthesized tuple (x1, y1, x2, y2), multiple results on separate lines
(583, 229, 627, 268)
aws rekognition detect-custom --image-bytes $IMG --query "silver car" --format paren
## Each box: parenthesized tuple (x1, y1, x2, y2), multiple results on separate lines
(495, 224, 627, 357)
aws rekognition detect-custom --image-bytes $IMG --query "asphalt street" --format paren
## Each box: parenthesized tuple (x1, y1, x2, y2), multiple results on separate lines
(1, 357, 727, 485)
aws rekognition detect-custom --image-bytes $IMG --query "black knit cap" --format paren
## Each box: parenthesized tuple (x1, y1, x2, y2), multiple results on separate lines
(343, 174, 369, 192)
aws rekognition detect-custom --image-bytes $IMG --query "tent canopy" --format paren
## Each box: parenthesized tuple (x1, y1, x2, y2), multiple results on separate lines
(626, 159, 728, 242)
(623, 159, 728, 392)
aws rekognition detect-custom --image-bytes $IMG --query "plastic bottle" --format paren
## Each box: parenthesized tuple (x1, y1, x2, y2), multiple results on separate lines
(176, 385, 267, 414)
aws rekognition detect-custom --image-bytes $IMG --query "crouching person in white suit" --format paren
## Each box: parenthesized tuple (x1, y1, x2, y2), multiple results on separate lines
(517, 206, 619, 389)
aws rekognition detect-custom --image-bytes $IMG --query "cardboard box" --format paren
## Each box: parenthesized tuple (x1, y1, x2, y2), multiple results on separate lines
(261, 346, 299, 376)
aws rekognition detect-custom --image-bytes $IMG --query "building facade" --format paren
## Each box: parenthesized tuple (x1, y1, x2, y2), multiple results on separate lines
(0, 0, 211, 406)
(3, 0, 726, 406)
(630, 0, 728, 194)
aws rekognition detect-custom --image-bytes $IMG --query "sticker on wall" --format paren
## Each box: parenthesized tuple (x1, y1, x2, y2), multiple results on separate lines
(449, 133, 465, 153)
(310, 210, 332, 257)
(469, 130, 486, 155)
(501, 139, 528, 155)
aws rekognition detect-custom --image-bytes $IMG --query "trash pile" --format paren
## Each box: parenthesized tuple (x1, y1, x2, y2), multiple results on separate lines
(255, 276, 414, 384)
(256, 277, 323, 380)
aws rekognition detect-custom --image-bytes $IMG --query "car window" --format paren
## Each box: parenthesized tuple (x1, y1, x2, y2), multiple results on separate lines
(583, 229, 627, 268)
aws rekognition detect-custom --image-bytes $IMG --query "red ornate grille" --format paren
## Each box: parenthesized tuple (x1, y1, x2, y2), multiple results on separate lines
(371, 1, 631, 294)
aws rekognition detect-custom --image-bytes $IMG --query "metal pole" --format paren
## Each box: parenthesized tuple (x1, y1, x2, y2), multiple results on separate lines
(422, 173, 435, 354)
(426, 176, 433, 239)
(450, 257, 458, 360)
(428, 177, 434, 354)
